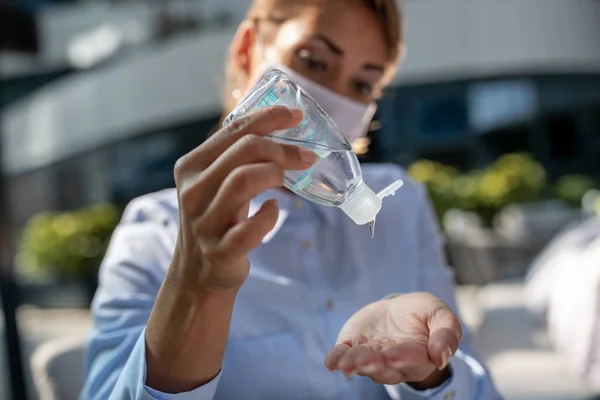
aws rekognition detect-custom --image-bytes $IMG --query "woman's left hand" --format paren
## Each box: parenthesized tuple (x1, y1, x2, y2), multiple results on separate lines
(324, 292, 462, 388)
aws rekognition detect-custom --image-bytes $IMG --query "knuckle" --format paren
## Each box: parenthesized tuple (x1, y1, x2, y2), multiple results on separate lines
(201, 242, 223, 262)
(178, 188, 196, 212)
(201, 245, 228, 269)
(228, 167, 254, 193)
(241, 134, 266, 156)
(173, 155, 188, 180)
(193, 218, 213, 240)
(177, 175, 208, 214)
(281, 144, 300, 164)
(265, 105, 290, 120)
(270, 164, 285, 186)
(228, 115, 252, 134)
(264, 106, 282, 121)
(234, 230, 257, 252)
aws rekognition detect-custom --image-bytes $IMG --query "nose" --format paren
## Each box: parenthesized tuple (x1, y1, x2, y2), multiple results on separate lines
(324, 73, 355, 101)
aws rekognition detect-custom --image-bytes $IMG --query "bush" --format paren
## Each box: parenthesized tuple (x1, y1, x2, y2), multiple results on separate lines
(554, 174, 599, 207)
(17, 204, 121, 279)
(407, 160, 462, 219)
(408, 153, 547, 225)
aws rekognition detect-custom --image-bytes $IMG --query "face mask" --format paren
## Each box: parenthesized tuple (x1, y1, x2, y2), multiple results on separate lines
(247, 62, 377, 144)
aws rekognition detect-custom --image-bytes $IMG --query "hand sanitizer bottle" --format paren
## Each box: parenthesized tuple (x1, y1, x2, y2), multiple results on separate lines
(224, 68, 403, 237)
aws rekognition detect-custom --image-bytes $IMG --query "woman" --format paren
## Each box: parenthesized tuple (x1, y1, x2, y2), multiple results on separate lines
(81, 0, 501, 399)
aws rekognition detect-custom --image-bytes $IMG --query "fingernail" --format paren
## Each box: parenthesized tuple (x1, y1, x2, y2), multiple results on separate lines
(290, 109, 304, 119)
(343, 371, 355, 381)
(441, 347, 452, 369)
(299, 148, 318, 163)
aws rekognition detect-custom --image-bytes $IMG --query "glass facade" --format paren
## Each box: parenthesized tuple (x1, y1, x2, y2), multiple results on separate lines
(373, 74, 600, 179)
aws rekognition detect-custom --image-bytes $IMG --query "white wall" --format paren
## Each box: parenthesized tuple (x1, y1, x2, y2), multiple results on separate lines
(37, 0, 253, 68)
(2, 30, 232, 175)
(397, 0, 600, 83)
(2, 0, 600, 175)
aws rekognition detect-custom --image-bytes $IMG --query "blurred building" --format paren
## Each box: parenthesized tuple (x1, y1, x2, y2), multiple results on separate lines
(1, 0, 600, 227)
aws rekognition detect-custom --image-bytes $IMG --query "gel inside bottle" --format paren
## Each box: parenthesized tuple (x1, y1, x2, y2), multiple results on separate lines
(224, 68, 403, 236)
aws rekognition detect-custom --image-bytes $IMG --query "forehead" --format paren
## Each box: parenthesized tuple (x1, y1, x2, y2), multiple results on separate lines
(272, 2, 389, 67)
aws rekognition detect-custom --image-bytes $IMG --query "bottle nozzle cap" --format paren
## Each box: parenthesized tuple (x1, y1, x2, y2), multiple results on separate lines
(340, 185, 382, 225)
(339, 180, 404, 226)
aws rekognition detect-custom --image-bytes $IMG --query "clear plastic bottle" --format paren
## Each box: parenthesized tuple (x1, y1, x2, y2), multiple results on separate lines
(224, 68, 402, 235)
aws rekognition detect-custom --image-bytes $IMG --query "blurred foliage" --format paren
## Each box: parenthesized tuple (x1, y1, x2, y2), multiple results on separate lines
(408, 153, 597, 225)
(554, 174, 599, 207)
(17, 204, 121, 279)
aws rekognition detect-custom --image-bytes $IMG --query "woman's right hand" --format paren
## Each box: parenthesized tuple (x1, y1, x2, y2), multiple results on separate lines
(171, 106, 316, 293)
(146, 106, 316, 393)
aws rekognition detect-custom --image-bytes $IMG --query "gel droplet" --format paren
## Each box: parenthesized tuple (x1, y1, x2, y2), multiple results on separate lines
(368, 219, 376, 238)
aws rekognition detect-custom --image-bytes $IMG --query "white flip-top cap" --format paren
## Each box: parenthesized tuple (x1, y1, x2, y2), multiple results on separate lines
(340, 185, 381, 225)
(340, 180, 405, 226)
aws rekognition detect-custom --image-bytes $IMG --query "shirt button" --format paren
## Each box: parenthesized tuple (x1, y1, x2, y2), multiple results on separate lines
(295, 200, 304, 209)
(325, 299, 335, 310)
(444, 390, 456, 399)
(301, 240, 311, 251)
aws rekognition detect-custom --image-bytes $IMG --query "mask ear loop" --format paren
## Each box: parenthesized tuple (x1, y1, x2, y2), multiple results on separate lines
(362, 102, 378, 134)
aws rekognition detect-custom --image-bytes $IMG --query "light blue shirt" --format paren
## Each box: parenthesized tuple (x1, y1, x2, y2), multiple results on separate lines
(80, 163, 502, 400)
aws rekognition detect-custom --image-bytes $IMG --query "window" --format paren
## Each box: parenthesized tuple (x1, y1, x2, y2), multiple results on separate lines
(468, 80, 538, 133)
(480, 124, 532, 162)
(545, 112, 579, 160)
(419, 98, 468, 138)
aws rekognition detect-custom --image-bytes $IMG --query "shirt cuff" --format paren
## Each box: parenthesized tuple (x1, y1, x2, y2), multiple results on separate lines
(384, 349, 477, 400)
(141, 330, 222, 400)
(144, 373, 221, 400)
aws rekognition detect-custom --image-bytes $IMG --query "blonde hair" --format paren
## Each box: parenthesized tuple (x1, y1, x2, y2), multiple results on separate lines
(222, 0, 403, 114)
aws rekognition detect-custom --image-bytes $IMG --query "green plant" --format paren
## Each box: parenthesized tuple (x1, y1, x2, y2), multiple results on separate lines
(554, 174, 599, 206)
(408, 153, 547, 225)
(407, 159, 462, 219)
(477, 153, 546, 209)
(17, 204, 120, 279)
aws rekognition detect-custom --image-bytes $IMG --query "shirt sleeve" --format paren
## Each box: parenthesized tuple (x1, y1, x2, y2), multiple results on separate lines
(384, 184, 503, 400)
(79, 196, 220, 400)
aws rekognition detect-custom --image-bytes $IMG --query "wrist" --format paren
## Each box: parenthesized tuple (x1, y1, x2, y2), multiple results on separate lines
(145, 269, 238, 393)
(168, 257, 243, 300)
(407, 366, 451, 391)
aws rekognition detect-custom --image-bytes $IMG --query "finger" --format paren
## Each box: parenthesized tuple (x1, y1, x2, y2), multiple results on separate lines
(177, 106, 304, 172)
(338, 345, 377, 373)
(196, 134, 317, 207)
(427, 307, 462, 369)
(355, 361, 386, 378)
(211, 199, 280, 261)
(381, 340, 429, 369)
(381, 342, 437, 383)
(383, 361, 435, 384)
(370, 369, 404, 385)
(200, 163, 285, 235)
(324, 343, 351, 371)
(354, 350, 386, 378)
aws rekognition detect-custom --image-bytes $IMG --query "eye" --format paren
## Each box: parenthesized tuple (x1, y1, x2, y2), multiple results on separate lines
(353, 81, 373, 97)
(297, 49, 328, 72)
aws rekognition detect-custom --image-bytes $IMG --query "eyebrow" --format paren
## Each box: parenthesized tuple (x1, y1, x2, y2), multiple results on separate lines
(313, 34, 343, 55)
(312, 34, 385, 74)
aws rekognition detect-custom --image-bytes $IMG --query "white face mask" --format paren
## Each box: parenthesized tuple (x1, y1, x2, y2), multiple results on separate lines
(247, 62, 377, 144)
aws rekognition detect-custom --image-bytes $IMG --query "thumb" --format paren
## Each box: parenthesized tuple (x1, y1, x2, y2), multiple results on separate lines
(427, 306, 462, 369)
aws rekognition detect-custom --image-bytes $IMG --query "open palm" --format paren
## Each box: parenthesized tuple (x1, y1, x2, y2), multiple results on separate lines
(324, 292, 462, 386)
